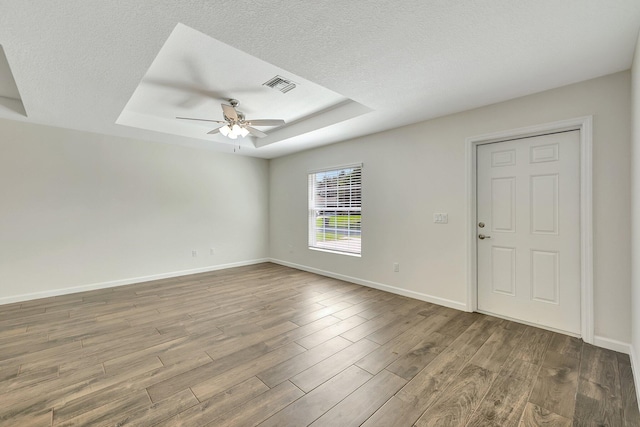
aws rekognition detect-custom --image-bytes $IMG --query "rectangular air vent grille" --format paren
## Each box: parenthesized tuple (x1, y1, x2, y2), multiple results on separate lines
(263, 75, 296, 93)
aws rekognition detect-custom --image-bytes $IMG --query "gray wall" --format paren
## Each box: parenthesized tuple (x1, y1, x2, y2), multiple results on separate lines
(270, 71, 631, 345)
(0, 119, 269, 302)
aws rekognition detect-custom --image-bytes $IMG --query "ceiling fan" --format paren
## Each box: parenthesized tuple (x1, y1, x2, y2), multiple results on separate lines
(176, 99, 285, 139)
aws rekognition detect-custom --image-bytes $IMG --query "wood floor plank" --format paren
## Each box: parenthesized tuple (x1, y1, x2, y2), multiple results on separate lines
(0, 335, 81, 363)
(414, 363, 497, 427)
(290, 301, 353, 326)
(110, 387, 198, 426)
(290, 338, 379, 392)
(258, 365, 372, 426)
(510, 326, 553, 365)
(0, 326, 27, 339)
(202, 381, 304, 427)
(546, 332, 583, 359)
(395, 349, 467, 405)
(16, 353, 205, 425)
(309, 369, 406, 427)
(355, 314, 450, 375)
(51, 358, 162, 423)
(154, 376, 269, 427)
(469, 324, 525, 373)
(0, 309, 71, 331)
(257, 336, 352, 387)
(0, 263, 636, 426)
(146, 340, 285, 402)
(357, 296, 422, 320)
(203, 321, 299, 360)
(445, 315, 503, 359)
(46, 318, 130, 341)
(331, 294, 396, 320)
(295, 315, 367, 349)
(433, 310, 479, 338)
(0, 363, 105, 418)
(580, 343, 621, 393)
(191, 342, 307, 401)
(520, 402, 572, 427)
(361, 395, 421, 427)
(1, 409, 52, 427)
(528, 351, 580, 418)
(0, 364, 19, 383)
(385, 331, 453, 380)
(619, 361, 640, 426)
(365, 313, 426, 345)
(467, 372, 537, 427)
(261, 315, 340, 349)
(53, 389, 150, 427)
(573, 379, 623, 426)
(393, 315, 499, 408)
(0, 365, 59, 394)
(340, 311, 407, 342)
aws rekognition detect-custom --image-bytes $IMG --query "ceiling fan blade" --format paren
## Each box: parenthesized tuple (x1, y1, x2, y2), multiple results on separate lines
(207, 126, 223, 135)
(221, 104, 238, 121)
(176, 117, 226, 123)
(245, 126, 267, 138)
(246, 119, 285, 126)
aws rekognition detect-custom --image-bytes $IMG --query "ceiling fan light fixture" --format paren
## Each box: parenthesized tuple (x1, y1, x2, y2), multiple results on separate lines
(239, 127, 249, 137)
(219, 125, 231, 136)
(228, 132, 238, 139)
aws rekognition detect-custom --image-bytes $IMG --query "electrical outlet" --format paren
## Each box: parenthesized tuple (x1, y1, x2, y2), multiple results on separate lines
(192, 250, 198, 257)
(210, 248, 215, 255)
(393, 262, 400, 272)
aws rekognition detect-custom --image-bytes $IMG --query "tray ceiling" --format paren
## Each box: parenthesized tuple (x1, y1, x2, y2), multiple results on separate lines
(116, 24, 371, 152)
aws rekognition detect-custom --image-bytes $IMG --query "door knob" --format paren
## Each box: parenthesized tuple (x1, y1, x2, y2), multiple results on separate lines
(478, 234, 491, 240)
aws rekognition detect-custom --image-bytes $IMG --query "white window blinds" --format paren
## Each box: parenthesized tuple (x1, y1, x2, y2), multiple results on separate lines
(308, 165, 362, 255)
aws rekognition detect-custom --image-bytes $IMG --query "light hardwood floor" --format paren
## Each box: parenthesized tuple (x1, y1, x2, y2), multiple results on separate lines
(0, 263, 638, 426)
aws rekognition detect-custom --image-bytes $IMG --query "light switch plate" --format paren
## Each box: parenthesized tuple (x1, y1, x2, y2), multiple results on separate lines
(433, 213, 449, 224)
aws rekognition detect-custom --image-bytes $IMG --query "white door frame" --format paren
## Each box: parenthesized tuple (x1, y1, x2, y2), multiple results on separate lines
(465, 116, 593, 344)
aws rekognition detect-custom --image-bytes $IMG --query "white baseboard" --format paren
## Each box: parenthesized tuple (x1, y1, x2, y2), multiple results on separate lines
(0, 258, 270, 306)
(269, 258, 468, 312)
(593, 335, 632, 355)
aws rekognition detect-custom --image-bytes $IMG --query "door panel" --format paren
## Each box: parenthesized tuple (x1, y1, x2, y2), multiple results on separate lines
(477, 131, 580, 334)
(530, 174, 558, 234)
(491, 246, 516, 295)
(491, 177, 516, 232)
(531, 250, 559, 303)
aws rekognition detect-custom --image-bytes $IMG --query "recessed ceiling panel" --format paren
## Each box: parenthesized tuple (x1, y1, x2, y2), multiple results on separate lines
(116, 23, 371, 149)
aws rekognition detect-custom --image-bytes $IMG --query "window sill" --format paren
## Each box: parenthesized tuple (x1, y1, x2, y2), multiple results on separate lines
(308, 247, 361, 258)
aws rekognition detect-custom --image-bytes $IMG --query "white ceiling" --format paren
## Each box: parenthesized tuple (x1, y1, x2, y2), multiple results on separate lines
(116, 23, 371, 153)
(0, 1, 639, 159)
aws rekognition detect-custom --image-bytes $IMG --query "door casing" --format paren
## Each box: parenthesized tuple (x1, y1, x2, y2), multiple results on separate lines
(465, 116, 593, 344)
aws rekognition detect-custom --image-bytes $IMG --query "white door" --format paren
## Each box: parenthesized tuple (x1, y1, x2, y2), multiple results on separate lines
(477, 130, 581, 334)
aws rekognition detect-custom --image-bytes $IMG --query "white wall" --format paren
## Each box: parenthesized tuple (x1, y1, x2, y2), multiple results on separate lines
(0, 119, 269, 303)
(631, 32, 640, 381)
(270, 71, 632, 344)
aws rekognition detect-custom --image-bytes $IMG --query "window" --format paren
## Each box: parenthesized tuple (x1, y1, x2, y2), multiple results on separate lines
(308, 164, 362, 255)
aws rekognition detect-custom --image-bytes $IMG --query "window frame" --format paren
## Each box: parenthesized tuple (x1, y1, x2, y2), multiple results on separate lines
(308, 163, 363, 257)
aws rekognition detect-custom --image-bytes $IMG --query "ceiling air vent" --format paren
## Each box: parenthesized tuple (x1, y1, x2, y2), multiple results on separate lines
(263, 75, 296, 93)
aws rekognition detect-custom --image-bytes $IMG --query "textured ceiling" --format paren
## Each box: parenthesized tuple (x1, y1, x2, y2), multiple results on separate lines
(0, 1, 639, 158)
